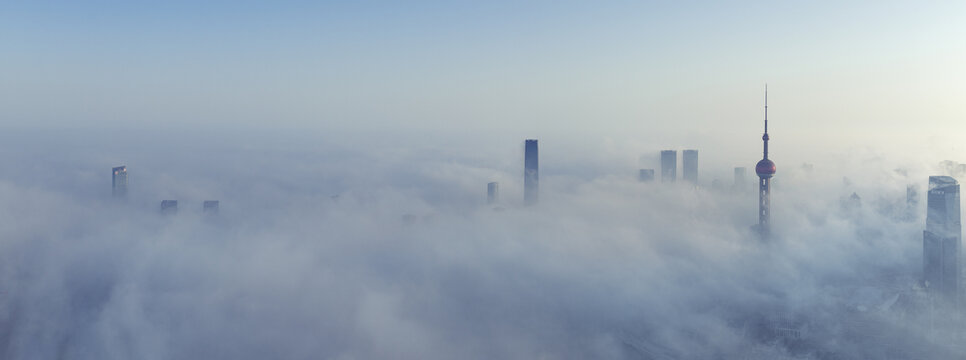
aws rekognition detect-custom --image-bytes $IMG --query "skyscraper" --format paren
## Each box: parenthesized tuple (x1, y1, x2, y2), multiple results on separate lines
(755, 87, 776, 238)
(161, 200, 178, 215)
(638, 169, 655, 182)
(682, 150, 698, 184)
(487, 182, 499, 205)
(203, 200, 220, 214)
(923, 176, 960, 303)
(524, 139, 539, 206)
(660, 150, 677, 182)
(112, 166, 127, 198)
(734, 167, 747, 192)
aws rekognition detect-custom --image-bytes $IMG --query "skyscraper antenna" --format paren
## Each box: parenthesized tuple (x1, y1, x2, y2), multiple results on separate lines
(764, 84, 768, 134)
(761, 84, 770, 160)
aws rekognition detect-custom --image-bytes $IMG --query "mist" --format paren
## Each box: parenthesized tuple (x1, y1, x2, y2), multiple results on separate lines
(0, 126, 960, 359)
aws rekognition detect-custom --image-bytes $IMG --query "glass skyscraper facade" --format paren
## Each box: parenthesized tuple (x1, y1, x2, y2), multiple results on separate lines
(524, 139, 539, 206)
(112, 166, 127, 198)
(660, 150, 676, 183)
(487, 182, 499, 205)
(682, 150, 698, 184)
(923, 175, 961, 303)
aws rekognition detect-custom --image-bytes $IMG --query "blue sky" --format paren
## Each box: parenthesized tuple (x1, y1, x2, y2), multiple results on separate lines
(2, 1, 965, 159)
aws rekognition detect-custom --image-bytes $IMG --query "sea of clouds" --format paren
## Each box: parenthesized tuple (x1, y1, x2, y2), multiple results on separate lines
(0, 128, 960, 359)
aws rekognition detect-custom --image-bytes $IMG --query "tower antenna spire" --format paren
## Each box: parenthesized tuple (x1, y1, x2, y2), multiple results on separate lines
(762, 84, 769, 160)
(764, 84, 768, 134)
(755, 84, 776, 239)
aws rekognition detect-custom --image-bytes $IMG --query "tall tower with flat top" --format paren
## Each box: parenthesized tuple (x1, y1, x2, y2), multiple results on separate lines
(923, 176, 960, 303)
(524, 139, 539, 206)
(112, 166, 127, 198)
(660, 150, 677, 182)
(682, 150, 698, 184)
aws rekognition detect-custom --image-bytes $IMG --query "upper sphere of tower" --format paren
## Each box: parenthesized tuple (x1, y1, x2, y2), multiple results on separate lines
(756, 159, 776, 178)
(762, 133, 769, 141)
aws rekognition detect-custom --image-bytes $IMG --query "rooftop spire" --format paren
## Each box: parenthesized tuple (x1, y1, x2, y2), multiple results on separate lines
(762, 84, 769, 159)
(764, 84, 768, 134)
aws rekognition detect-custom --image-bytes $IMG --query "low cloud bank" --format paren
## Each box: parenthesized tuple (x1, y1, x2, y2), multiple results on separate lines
(0, 129, 959, 359)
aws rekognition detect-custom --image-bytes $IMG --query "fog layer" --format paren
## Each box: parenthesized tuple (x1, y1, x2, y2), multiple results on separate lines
(0, 128, 957, 359)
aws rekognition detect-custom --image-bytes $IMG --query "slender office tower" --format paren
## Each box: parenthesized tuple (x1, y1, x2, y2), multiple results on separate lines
(923, 176, 961, 303)
(203, 200, 220, 214)
(660, 150, 677, 182)
(112, 166, 128, 198)
(487, 182, 499, 205)
(161, 200, 178, 215)
(755, 86, 776, 238)
(524, 140, 539, 206)
(734, 167, 747, 192)
(682, 150, 698, 184)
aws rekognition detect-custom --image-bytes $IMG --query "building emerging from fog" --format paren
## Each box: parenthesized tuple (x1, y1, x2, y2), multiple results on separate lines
(660, 150, 677, 182)
(203, 200, 219, 214)
(487, 182, 499, 205)
(524, 139, 539, 206)
(755, 87, 776, 238)
(734, 167, 747, 192)
(112, 166, 127, 198)
(161, 200, 178, 215)
(923, 176, 960, 303)
(682, 150, 698, 184)
(639, 169, 655, 182)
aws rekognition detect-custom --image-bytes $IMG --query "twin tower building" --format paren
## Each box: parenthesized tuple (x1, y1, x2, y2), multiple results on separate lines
(654, 150, 699, 183)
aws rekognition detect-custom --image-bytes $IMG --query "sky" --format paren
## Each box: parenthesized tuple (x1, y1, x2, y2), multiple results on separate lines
(2, 1, 965, 150)
(2, 1, 966, 359)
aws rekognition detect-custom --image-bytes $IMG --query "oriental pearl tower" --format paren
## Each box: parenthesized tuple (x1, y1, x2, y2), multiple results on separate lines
(756, 86, 776, 238)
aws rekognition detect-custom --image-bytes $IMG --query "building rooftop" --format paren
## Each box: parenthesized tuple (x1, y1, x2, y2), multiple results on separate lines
(929, 176, 958, 190)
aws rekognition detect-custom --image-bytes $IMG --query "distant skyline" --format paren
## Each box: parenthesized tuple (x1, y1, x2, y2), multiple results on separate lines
(2, 1, 965, 162)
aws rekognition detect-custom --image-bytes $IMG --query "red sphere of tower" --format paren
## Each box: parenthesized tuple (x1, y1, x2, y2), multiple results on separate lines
(756, 159, 776, 178)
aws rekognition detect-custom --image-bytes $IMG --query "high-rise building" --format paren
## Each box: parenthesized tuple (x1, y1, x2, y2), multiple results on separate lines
(203, 200, 219, 214)
(112, 166, 128, 198)
(755, 86, 776, 238)
(734, 167, 747, 192)
(638, 169, 655, 182)
(923, 176, 960, 303)
(682, 150, 698, 184)
(161, 200, 178, 215)
(524, 139, 539, 206)
(487, 182, 499, 205)
(660, 150, 677, 182)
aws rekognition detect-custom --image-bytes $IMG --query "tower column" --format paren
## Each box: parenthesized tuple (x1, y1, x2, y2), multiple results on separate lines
(755, 86, 776, 238)
(759, 177, 770, 236)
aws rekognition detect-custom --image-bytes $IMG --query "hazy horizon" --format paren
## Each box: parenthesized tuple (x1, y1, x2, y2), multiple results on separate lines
(2, 1, 966, 359)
